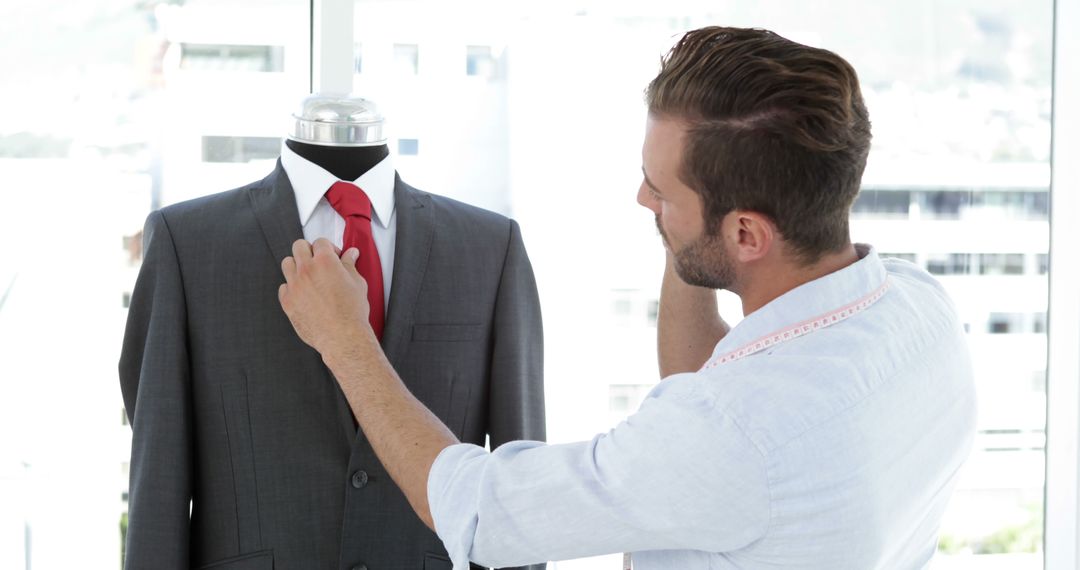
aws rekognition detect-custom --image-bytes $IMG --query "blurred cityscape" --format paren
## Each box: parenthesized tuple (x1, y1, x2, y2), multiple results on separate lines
(0, 0, 1052, 568)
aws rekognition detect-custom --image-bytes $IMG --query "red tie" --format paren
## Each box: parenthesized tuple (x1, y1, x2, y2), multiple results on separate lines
(325, 181, 385, 340)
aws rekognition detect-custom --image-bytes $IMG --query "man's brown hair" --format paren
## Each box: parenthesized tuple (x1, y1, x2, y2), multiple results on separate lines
(646, 26, 872, 263)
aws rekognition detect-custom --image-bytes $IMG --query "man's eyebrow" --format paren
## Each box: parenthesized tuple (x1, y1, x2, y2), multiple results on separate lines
(642, 167, 662, 194)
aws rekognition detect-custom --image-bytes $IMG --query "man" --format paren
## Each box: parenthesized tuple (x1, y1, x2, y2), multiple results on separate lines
(277, 27, 977, 569)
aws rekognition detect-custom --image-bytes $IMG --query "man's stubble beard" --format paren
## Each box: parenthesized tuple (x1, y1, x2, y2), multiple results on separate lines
(656, 216, 736, 291)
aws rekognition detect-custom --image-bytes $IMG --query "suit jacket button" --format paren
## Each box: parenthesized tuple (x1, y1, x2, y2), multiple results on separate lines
(351, 470, 369, 489)
(351, 565, 368, 570)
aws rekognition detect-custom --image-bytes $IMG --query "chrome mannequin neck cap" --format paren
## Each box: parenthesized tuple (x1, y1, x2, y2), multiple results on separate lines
(288, 93, 387, 147)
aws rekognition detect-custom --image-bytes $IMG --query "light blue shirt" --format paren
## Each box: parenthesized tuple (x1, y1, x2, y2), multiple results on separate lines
(428, 246, 977, 569)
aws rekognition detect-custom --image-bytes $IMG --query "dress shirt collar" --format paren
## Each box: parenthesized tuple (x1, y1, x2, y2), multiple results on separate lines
(280, 140, 396, 229)
(707, 244, 888, 364)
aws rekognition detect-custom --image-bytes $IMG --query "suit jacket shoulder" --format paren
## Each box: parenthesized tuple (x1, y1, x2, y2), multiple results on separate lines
(405, 181, 518, 238)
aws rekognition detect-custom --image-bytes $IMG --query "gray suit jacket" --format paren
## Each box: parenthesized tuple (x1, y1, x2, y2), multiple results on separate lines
(119, 163, 546, 570)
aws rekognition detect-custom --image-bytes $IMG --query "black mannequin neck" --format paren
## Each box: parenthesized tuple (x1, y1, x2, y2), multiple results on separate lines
(285, 139, 390, 181)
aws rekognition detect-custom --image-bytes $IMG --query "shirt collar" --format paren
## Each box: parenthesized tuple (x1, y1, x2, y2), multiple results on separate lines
(707, 244, 888, 363)
(280, 140, 396, 229)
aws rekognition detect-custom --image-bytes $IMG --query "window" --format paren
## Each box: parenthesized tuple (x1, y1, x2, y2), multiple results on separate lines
(1034, 312, 1048, 334)
(0, 132, 70, 158)
(927, 253, 974, 276)
(880, 252, 917, 263)
(393, 43, 419, 75)
(0, 275, 16, 313)
(975, 191, 1050, 220)
(1037, 253, 1050, 275)
(353, 42, 363, 73)
(122, 233, 143, 265)
(917, 190, 1049, 221)
(979, 253, 1026, 275)
(608, 385, 653, 414)
(988, 312, 1025, 334)
(397, 138, 419, 156)
(851, 189, 910, 218)
(466, 45, 496, 78)
(179, 44, 286, 72)
(201, 136, 282, 163)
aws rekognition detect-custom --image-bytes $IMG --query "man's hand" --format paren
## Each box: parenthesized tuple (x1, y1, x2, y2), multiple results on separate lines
(279, 238, 375, 360)
(658, 250, 729, 377)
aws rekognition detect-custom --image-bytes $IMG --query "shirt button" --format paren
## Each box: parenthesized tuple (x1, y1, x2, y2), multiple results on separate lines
(351, 470, 369, 489)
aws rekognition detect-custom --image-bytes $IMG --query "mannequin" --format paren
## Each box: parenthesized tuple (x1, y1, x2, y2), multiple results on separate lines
(285, 139, 388, 181)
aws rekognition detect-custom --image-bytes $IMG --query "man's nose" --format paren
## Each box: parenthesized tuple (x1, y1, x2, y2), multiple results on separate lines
(636, 183, 658, 212)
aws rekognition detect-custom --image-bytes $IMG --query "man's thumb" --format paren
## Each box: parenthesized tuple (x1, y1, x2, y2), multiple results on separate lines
(342, 248, 361, 272)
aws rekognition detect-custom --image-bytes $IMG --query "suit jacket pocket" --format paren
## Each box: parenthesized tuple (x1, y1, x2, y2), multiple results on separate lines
(413, 324, 483, 342)
(220, 373, 262, 553)
(197, 549, 273, 570)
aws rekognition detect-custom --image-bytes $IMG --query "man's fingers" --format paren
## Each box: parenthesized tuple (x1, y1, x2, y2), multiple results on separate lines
(277, 283, 289, 310)
(312, 238, 337, 262)
(292, 239, 313, 271)
(281, 256, 297, 284)
(339, 248, 370, 299)
(340, 248, 360, 274)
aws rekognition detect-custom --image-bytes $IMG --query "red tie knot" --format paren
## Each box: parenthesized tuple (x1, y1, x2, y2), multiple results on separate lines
(326, 181, 373, 220)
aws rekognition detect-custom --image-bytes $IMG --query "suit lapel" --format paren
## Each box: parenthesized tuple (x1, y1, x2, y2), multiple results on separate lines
(247, 160, 304, 266)
(247, 161, 357, 444)
(382, 174, 435, 368)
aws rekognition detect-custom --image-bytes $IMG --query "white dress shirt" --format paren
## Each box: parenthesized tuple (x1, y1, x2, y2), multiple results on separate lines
(280, 141, 396, 310)
(428, 246, 977, 570)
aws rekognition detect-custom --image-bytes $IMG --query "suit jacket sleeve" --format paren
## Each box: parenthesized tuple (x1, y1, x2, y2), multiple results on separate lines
(488, 219, 545, 447)
(119, 210, 193, 569)
(487, 220, 547, 570)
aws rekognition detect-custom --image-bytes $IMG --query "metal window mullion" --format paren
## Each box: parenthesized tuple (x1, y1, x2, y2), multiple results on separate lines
(1044, 0, 1080, 568)
(311, 0, 354, 95)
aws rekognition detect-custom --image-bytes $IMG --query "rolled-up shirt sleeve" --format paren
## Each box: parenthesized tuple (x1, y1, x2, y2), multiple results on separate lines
(426, 374, 772, 570)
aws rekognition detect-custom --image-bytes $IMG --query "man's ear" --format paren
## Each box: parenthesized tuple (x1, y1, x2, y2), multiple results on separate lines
(729, 210, 775, 263)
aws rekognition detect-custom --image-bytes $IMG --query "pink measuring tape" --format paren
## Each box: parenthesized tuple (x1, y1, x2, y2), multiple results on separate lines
(702, 279, 891, 370)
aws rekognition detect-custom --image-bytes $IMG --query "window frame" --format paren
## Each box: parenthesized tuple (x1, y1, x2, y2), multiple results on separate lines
(311, 0, 354, 94)
(1045, 0, 1080, 567)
